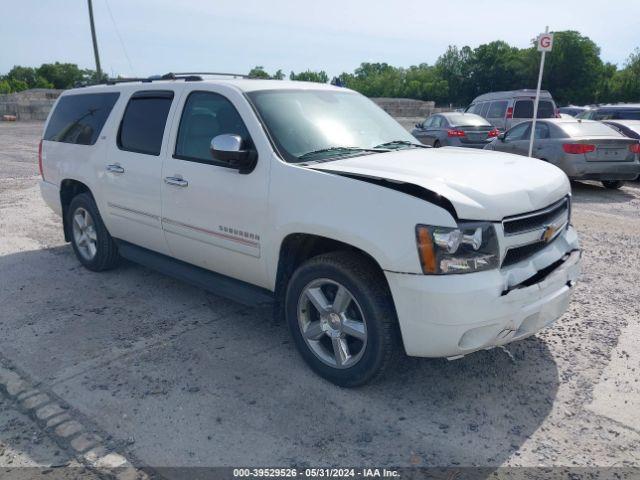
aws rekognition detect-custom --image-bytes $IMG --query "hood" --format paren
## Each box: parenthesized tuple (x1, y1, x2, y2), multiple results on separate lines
(309, 147, 570, 221)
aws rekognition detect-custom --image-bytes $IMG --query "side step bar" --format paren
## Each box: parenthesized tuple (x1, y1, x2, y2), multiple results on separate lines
(115, 240, 274, 307)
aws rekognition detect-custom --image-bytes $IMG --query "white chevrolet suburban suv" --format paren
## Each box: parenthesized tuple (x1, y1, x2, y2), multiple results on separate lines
(39, 74, 581, 386)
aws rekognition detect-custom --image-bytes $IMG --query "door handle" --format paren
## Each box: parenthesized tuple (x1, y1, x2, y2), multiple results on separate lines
(164, 176, 189, 187)
(106, 164, 124, 174)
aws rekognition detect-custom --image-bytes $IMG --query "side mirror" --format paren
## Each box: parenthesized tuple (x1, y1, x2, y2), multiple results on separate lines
(210, 134, 257, 174)
(415, 123, 422, 129)
(498, 132, 506, 141)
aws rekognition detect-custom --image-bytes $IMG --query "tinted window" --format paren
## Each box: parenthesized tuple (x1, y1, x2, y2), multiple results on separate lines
(431, 116, 443, 128)
(514, 100, 555, 118)
(514, 100, 533, 118)
(480, 102, 491, 117)
(506, 122, 530, 141)
(175, 91, 251, 162)
(44, 93, 119, 145)
(487, 101, 508, 118)
(534, 123, 550, 139)
(118, 91, 174, 156)
(537, 101, 556, 118)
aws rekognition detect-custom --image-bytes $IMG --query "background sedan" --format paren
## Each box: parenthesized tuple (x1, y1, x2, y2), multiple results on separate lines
(412, 112, 499, 148)
(484, 118, 640, 189)
(603, 120, 640, 140)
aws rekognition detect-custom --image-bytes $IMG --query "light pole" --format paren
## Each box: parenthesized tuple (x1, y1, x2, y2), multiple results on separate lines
(87, 0, 102, 79)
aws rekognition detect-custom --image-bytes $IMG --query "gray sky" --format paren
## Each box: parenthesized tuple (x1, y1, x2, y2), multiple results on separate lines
(4, 0, 639, 77)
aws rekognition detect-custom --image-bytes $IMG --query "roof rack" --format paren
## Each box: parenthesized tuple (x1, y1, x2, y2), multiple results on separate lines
(171, 71, 249, 79)
(101, 71, 249, 86)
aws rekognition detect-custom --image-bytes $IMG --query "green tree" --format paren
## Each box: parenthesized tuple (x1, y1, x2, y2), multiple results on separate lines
(607, 49, 640, 103)
(533, 31, 606, 105)
(435, 46, 475, 105)
(470, 41, 528, 97)
(248, 65, 271, 79)
(289, 70, 329, 83)
(36, 62, 88, 89)
(247, 66, 284, 80)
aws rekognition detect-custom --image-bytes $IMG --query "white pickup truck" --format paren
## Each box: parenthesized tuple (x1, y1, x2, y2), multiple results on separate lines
(39, 74, 581, 386)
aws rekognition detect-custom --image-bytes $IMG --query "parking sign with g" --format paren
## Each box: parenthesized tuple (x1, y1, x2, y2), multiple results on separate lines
(537, 33, 554, 52)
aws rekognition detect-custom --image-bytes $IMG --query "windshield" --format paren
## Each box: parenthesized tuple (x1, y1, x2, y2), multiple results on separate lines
(247, 89, 418, 163)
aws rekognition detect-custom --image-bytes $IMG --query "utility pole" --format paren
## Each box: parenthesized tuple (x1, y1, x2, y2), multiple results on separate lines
(87, 0, 102, 79)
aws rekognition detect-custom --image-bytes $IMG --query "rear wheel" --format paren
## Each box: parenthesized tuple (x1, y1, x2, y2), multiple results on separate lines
(602, 180, 624, 189)
(285, 252, 400, 387)
(433, 140, 441, 148)
(67, 193, 119, 271)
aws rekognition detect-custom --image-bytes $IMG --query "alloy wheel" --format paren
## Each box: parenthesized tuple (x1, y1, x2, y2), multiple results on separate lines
(297, 278, 367, 369)
(72, 207, 98, 261)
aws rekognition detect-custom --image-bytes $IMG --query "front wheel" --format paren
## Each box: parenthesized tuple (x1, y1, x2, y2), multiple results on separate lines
(602, 180, 624, 189)
(285, 252, 400, 387)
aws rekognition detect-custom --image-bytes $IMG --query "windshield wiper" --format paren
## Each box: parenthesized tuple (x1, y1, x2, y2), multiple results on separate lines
(374, 140, 429, 150)
(297, 146, 388, 162)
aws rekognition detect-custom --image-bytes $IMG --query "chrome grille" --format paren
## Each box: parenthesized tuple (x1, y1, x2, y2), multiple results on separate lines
(502, 238, 559, 267)
(503, 197, 570, 236)
(501, 196, 571, 267)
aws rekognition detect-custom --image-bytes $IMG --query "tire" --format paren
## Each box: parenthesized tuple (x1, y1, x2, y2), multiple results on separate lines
(285, 251, 400, 387)
(67, 193, 119, 271)
(433, 140, 441, 148)
(602, 180, 624, 189)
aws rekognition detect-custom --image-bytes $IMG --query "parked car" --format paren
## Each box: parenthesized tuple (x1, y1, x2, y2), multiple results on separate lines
(411, 112, 500, 148)
(39, 74, 581, 386)
(485, 118, 640, 189)
(465, 89, 559, 130)
(576, 104, 640, 121)
(558, 106, 587, 117)
(602, 120, 640, 140)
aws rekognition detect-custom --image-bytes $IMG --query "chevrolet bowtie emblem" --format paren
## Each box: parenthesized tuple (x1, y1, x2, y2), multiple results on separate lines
(541, 225, 557, 243)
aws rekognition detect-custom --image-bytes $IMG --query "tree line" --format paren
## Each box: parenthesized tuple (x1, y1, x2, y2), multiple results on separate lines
(252, 31, 640, 106)
(2, 31, 638, 107)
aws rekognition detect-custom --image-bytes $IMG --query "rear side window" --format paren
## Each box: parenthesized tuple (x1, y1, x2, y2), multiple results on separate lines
(487, 101, 508, 118)
(118, 91, 174, 156)
(514, 100, 555, 119)
(44, 93, 119, 145)
(480, 102, 491, 118)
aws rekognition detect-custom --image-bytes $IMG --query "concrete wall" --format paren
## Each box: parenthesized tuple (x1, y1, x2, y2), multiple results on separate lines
(0, 89, 62, 121)
(371, 97, 456, 130)
(0, 89, 453, 125)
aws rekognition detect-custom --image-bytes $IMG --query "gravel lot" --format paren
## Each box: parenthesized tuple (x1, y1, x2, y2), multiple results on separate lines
(0, 122, 639, 475)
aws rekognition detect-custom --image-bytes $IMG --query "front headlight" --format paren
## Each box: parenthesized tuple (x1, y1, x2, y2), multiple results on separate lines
(415, 222, 499, 274)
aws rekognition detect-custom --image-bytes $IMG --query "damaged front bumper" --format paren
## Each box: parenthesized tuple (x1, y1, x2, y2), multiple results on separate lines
(385, 227, 581, 358)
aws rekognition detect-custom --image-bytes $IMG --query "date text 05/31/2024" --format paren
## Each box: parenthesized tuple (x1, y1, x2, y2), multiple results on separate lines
(233, 468, 400, 478)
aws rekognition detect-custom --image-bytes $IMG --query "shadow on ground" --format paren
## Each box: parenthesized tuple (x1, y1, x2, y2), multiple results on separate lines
(571, 180, 638, 203)
(0, 245, 560, 469)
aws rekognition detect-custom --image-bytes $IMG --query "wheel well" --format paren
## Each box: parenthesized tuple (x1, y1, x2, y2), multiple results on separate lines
(60, 179, 91, 242)
(273, 233, 388, 318)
